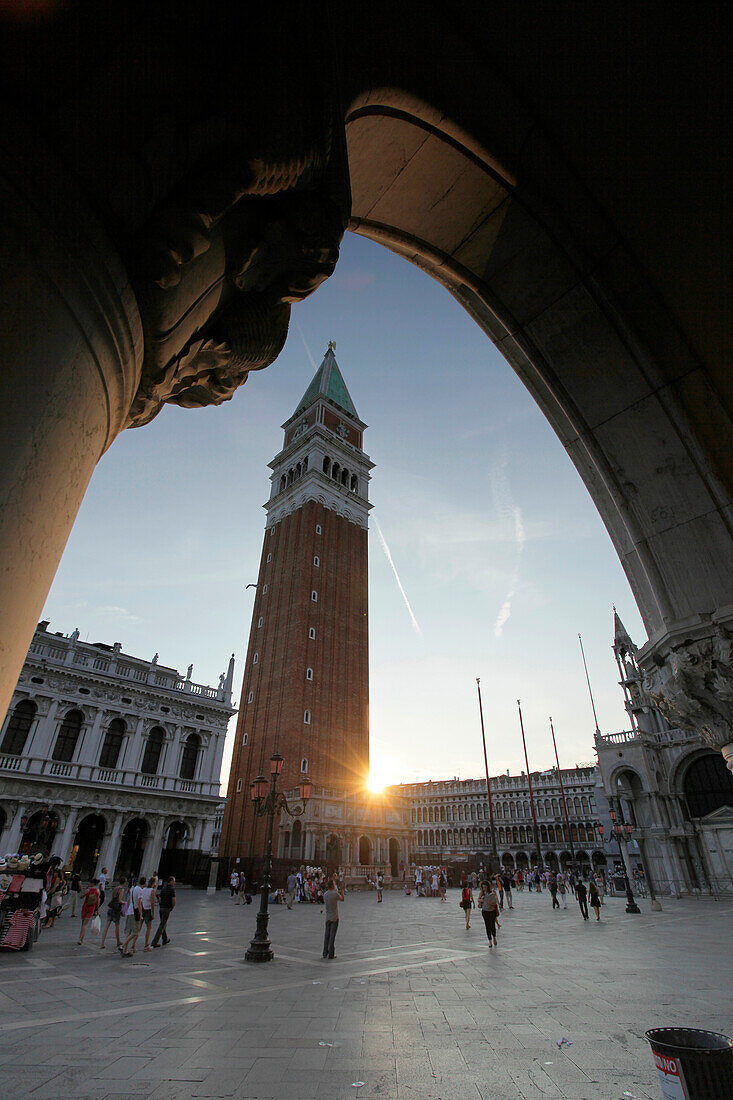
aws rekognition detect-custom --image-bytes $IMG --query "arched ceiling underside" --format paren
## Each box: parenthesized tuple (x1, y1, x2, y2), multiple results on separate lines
(344, 89, 733, 653)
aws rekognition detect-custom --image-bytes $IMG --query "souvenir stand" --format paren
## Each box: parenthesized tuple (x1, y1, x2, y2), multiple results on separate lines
(0, 854, 44, 951)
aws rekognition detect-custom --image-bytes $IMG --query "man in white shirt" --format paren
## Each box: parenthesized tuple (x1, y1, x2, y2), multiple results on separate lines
(98, 867, 108, 905)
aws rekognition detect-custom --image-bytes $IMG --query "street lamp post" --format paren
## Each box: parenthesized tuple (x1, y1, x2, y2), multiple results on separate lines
(608, 802, 641, 914)
(244, 753, 312, 962)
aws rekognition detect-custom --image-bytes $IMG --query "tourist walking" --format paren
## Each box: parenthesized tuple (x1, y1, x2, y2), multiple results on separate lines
(549, 876, 560, 909)
(439, 869, 447, 901)
(478, 880, 500, 948)
(69, 871, 81, 916)
(576, 879, 589, 920)
(322, 876, 345, 959)
(589, 879, 601, 920)
(120, 876, 145, 956)
(376, 871, 384, 902)
(460, 882, 474, 929)
(151, 876, 176, 947)
(77, 878, 100, 945)
(98, 866, 109, 906)
(504, 871, 514, 909)
(237, 871, 248, 904)
(101, 878, 126, 949)
(286, 870, 297, 909)
(557, 873, 568, 909)
(140, 877, 156, 950)
(43, 865, 65, 928)
(496, 873, 505, 910)
(230, 870, 239, 897)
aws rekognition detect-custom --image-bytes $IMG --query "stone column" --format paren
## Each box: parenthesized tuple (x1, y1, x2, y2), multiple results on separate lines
(0, 127, 143, 719)
(145, 817, 168, 880)
(95, 812, 124, 879)
(2, 803, 28, 852)
(26, 700, 59, 760)
(78, 708, 106, 769)
(207, 859, 219, 896)
(51, 807, 80, 864)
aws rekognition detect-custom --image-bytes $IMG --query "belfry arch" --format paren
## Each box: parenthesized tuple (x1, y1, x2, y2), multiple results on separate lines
(0, 6, 730, 766)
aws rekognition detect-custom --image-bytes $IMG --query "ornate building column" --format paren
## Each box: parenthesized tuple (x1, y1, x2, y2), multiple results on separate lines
(26, 700, 59, 760)
(1, 803, 28, 852)
(145, 817, 168, 879)
(0, 131, 143, 719)
(96, 812, 124, 878)
(51, 807, 80, 864)
(78, 708, 106, 768)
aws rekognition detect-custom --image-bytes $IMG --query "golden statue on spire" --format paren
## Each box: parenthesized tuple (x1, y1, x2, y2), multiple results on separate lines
(327, 339, 336, 351)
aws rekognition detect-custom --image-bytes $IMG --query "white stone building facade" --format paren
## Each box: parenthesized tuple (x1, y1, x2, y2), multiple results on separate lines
(402, 766, 616, 872)
(0, 622, 235, 885)
(595, 614, 733, 895)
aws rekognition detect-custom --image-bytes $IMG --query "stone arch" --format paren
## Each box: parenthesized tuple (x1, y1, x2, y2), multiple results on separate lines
(1, 698, 36, 756)
(20, 808, 59, 856)
(71, 812, 107, 879)
(358, 834, 372, 865)
(679, 750, 733, 819)
(115, 817, 150, 880)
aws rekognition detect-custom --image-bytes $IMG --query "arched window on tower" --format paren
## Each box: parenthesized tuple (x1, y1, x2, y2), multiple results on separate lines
(350, 474, 358, 492)
(180, 734, 201, 781)
(302, 456, 308, 472)
(303, 710, 311, 725)
(52, 709, 83, 762)
(331, 462, 340, 481)
(323, 457, 331, 476)
(300, 758, 308, 773)
(1, 699, 36, 755)
(279, 475, 286, 492)
(99, 717, 125, 769)
(340, 468, 348, 486)
(306, 668, 314, 681)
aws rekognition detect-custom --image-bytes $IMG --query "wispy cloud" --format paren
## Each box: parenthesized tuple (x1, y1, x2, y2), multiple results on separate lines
(374, 516, 422, 637)
(491, 459, 525, 638)
(95, 605, 141, 624)
(331, 270, 375, 292)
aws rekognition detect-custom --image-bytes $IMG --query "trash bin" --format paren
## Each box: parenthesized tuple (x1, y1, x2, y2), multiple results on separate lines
(646, 1027, 733, 1099)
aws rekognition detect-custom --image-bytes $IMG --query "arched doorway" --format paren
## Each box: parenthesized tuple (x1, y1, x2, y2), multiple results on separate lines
(70, 813, 106, 880)
(515, 851, 528, 869)
(502, 853, 515, 869)
(559, 850, 573, 870)
(359, 835, 372, 866)
(164, 821, 188, 850)
(326, 833, 341, 870)
(576, 850, 591, 873)
(388, 837, 399, 877)
(682, 753, 733, 819)
(20, 809, 59, 856)
(545, 852, 558, 871)
(115, 818, 148, 880)
(592, 851, 607, 868)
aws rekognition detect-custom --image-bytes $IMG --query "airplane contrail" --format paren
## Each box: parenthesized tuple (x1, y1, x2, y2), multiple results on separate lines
(293, 319, 317, 369)
(374, 516, 422, 637)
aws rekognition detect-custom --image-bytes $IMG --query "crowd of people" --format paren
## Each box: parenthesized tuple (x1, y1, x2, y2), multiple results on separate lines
(25, 856, 178, 956)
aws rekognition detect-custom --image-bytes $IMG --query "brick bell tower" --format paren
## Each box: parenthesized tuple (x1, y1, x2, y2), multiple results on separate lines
(219, 343, 373, 865)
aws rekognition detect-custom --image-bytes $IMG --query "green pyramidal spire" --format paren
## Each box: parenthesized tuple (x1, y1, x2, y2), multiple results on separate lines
(294, 343, 358, 419)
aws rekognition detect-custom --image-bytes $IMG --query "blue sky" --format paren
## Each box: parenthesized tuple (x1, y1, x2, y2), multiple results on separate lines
(42, 232, 645, 791)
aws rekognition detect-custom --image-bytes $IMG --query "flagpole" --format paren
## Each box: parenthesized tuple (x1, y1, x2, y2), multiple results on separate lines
(578, 633, 601, 735)
(517, 700, 543, 873)
(476, 678, 498, 873)
(549, 716, 576, 872)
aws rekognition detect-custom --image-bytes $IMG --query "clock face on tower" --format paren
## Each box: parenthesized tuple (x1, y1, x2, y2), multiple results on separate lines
(219, 346, 373, 863)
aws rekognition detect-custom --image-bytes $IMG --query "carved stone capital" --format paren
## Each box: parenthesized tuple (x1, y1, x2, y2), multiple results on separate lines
(642, 628, 733, 768)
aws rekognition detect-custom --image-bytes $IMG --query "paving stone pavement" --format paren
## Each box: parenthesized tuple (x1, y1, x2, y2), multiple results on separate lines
(0, 886, 731, 1099)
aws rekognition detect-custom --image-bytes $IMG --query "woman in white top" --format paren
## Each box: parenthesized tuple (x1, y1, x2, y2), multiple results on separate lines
(140, 879, 156, 951)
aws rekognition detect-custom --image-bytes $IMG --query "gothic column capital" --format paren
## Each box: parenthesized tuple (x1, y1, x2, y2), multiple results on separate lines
(641, 626, 733, 769)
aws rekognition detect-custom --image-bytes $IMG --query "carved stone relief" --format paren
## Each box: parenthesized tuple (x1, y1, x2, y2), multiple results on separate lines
(643, 628, 733, 768)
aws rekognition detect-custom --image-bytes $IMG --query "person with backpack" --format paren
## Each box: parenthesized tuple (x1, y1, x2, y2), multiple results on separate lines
(460, 882, 474, 929)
